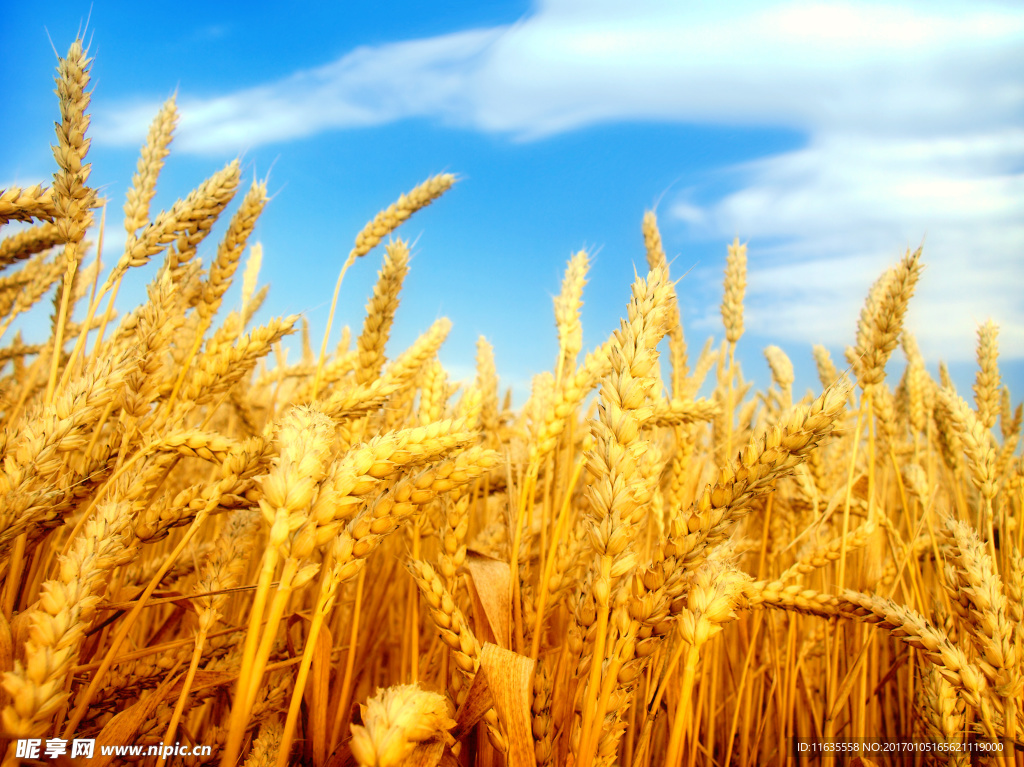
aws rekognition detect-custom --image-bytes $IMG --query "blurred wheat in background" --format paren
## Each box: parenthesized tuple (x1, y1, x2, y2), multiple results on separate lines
(0, 39, 1020, 767)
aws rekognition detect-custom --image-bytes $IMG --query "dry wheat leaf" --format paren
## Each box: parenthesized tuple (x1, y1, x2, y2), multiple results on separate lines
(309, 623, 333, 765)
(406, 738, 445, 767)
(322, 741, 355, 767)
(452, 667, 494, 741)
(464, 550, 510, 649)
(8, 610, 29, 659)
(479, 642, 536, 767)
(181, 669, 238, 694)
(283, 612, 333, 764)
(91, 667, 183, 767)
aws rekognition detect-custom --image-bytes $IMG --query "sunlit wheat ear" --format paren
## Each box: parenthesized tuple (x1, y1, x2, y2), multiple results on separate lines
(764, 344, 793, 406)
(51, 39, 95, 266)
(554, 249, 589, 380)
(666, 380, 851, 571)
(920, 667, 967, 757)
(355, 239, 409, 385)
(0, 223, 62, 269)
(47, 39, 98, 404)
(124, 94, 178, 237)
(0, 184, 57, 224)
(972, 319, 1000, 431)
(350, 684, 456, 767)
(101, 160, 239, 292)
(0, 256, 63, 342)
(721, 236, 747, 344)
(937, 388, 998, 502)
(1, 501, 135, 738)
(643, 210, 688, 396)
(847, 246, 922, 390)
(243, 719, 283, 767)
(350, 174, 455, 262)
(417, 359, 448, 426)
(314, 173, 456, 399)
(200, 179, 268, 324)
(574, 266, 671, 767)
(902, 331, 931, 436)
(476, 336, 499, 440)
(939, 518, 1017, 695)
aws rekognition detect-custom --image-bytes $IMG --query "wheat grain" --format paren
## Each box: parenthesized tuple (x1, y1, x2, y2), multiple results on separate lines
(417, 359, 448, 426)
(350, 683, 456, 767)
(124, 95, 178, 237)
(938, 388, 997, 503)
(356, 239, 410, 385)
(0, 351, 132, 557)
(1, 501, 135, 736)
(939, 518, 1018, 697)
(0, 222, 62, 269)
(350, 175, 455, 263)
(554, 250, 590, 379)
(849, 247, 922, 389)
(764, 345, 794, 405)
(721, 237, 747, 345)
(972, 319, 1001, 431)
(0, 185, 58, 224)
(243, 718, 283, 767)
(112, 161, 240, 287)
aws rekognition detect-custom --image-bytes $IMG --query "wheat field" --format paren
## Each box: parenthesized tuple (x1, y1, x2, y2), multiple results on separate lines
(0, 38, 1020, 767)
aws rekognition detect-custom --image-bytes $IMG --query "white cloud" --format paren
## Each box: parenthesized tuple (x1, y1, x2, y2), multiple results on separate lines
(470, 2, 1023, 138)
(676, 129, 1024, 362)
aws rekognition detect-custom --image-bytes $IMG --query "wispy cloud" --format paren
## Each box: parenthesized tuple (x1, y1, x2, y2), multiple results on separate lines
(95, 0, 1023, 150)
(95, 27, 506, 153)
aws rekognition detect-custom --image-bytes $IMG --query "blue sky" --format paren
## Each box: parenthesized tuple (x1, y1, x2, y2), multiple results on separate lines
(2, 1, 1022, 405)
